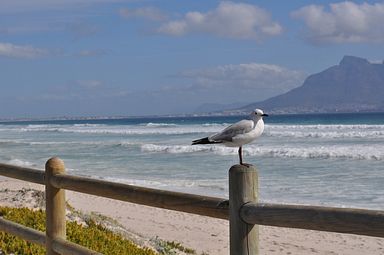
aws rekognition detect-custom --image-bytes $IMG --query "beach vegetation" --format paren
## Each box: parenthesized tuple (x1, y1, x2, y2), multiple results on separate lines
(152, 237, 196, 255)
(0, 206, 157, 255)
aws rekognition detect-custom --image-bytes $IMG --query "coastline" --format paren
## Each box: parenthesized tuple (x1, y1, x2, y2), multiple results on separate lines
(1, 176, 383, 254)
(1, 111, 384, 123)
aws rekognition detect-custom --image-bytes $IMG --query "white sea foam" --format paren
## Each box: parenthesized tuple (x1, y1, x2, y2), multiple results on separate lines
(202, 123, 229, 127)
(73, 124, 107, 127)
(244, 145, 384, 161)
(266, 124, 384, 139)
(6, 158, 35, 167)
(8, 123, 384, 139)
(141, 144, 214, 154)
(0, 139, 28, 145)
(140, 143, 384, 161)
(0, 137, 142, 149)
(144, 122, 178, 127)
(15, 124, 221, 135)
(76, 174, 228, 197)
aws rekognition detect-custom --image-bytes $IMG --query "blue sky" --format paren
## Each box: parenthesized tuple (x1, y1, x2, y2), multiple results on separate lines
(1, 0, 384, 118)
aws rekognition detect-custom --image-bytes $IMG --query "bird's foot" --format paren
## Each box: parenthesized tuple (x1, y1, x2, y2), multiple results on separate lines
(217, 200, 229, 209)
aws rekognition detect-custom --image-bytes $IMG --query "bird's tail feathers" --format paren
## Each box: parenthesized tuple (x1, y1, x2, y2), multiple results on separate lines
(192, 137, 222, 145)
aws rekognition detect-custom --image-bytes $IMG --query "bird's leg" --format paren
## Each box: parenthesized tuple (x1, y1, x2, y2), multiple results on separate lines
(238, 146, 243, 165)
(239, 146, 251, 167)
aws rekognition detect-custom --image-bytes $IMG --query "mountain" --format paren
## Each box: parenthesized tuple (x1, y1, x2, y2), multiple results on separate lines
(237, 56, 384, 114)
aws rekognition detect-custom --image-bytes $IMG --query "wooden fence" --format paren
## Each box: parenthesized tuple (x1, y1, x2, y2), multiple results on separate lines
(0, 157, 383, 255)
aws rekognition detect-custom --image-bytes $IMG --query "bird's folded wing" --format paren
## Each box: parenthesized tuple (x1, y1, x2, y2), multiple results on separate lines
(209, 120, 254, 142)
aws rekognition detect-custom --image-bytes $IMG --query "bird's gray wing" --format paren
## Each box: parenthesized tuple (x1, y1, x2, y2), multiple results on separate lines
(209, 120, 254, 142)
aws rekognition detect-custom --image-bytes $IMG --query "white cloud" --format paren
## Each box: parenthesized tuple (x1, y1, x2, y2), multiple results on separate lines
(142, 63, 306, 113)
(157, 1, 282, 40)
(0, 42, 49, 58)
(119, 7, 168, 21)
(292, 1, 384, 43)
(181, 63, 306, 92)
(153, 63, 306, 107)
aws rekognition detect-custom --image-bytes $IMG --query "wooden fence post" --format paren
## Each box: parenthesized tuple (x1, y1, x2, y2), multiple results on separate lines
(229, 164, 259, 255)
(45, 157, 66, 255)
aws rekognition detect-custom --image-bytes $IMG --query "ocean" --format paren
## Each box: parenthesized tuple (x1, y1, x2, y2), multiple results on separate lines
(0, 112, 383, 210)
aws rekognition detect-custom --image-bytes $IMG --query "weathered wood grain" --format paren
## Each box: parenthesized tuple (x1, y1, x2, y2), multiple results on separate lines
(53, 237, 102, 255)
(45, 157, 66, 255)
(241, 203, 384, 238)
(49, 172, 229, 220)
(229, 164, 259, 255)
(0, 163, 45, 184)
(0, 217, 46, 246)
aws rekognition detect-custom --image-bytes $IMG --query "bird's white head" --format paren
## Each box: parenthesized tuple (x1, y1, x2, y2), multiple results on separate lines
(250, 109, 268, 119)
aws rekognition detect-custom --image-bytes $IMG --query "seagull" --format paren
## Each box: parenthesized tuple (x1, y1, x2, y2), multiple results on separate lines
(192, 109, 268, 165)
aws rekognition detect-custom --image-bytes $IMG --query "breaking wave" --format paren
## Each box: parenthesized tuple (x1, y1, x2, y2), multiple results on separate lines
(3, 123, 383, 138)
(266, 124, 384, 139)
(143, 123, 178, 127)
(6, 158, 35, 167)
(141, 143, 384, 161)
(13, 124, 219, 135)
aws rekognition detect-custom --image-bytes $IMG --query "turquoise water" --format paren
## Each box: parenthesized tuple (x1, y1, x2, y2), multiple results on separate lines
(1, 112, 383, 209)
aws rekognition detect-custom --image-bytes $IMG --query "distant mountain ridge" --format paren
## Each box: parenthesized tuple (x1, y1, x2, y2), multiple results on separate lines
(234, 56, 384, 114)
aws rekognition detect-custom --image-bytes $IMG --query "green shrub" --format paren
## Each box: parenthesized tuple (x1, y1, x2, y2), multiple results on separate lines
(152, 237, 196, 255)
(0, 207, 157, 255)
(0, 207, 45, 254)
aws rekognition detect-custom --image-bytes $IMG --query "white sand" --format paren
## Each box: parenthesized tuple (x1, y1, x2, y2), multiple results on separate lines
(1, 176, 383, 255)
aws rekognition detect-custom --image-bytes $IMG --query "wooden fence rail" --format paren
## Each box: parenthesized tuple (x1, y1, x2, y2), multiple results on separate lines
(241, 203, 384, 238)
(0, 216, 46, 246)
(0, 157, 383, 255)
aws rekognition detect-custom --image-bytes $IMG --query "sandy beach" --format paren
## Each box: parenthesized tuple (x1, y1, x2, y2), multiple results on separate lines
(1, 176, 383, 255)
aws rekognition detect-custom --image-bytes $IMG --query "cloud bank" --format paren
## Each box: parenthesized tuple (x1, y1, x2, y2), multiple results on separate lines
(181, 63, 306, 94)
(292, 1, 384, 43)
(0, 42, 48, 58)
(157, 1, 282, 40)
(119, 7, 168, 21)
